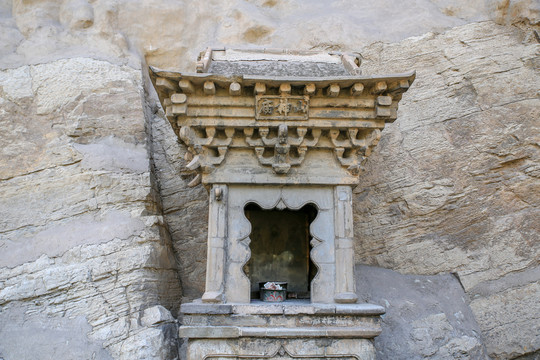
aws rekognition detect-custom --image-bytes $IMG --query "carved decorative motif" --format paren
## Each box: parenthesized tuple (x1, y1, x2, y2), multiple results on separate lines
(150, 53, 414, 186)
(177, 123, 382, 176)
(224, 186, 335, 304)
(206, 343, 357, 359)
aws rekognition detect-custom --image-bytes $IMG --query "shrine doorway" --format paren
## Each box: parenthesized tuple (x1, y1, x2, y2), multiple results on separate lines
(244, 203, 318, 300)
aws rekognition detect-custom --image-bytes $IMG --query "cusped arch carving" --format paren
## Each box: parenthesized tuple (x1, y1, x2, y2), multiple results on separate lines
(226, 186, 335, 303)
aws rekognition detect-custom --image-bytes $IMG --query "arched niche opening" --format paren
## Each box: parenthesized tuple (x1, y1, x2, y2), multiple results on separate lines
(243, 202, 318, 300)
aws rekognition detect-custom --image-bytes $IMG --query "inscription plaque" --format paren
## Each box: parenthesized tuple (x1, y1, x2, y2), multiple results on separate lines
(256, 95, 309, 121)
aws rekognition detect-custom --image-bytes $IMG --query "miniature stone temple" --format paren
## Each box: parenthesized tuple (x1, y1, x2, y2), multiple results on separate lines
(151, 48, 414, 360)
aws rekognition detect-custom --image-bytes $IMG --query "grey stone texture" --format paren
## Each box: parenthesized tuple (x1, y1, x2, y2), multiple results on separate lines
(0, 0, 539, 359)
(356, 265, 490, 360)
(0, 305, 113, 360)
(208, 60, 351, 77)
(179, 302, 383, 360)
(0, 58, 181, 359)
(355, 21, 540, 360)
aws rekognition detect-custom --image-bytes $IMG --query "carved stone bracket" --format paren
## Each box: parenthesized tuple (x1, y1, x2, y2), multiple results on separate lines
(332, 128, 382, 175)
(178, 121, 383, 176)
(150, 58, 414, 186)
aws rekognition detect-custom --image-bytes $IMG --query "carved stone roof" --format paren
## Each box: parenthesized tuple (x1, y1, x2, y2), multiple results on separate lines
(206, 48, 353, 76)
(150, 48, 415, 187)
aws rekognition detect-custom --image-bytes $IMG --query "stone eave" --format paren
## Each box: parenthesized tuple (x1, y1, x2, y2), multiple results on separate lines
(150, 67, 415, 126)
(150, 66, 415, 88)
(149, 65, 415, 186)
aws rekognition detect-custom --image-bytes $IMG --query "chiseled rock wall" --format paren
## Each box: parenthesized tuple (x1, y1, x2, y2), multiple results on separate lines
(0, 0, 538, 359)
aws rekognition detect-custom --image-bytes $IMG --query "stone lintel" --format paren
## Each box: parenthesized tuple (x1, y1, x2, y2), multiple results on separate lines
(202, 172, 360, 187)
(180, 119, 386, 129)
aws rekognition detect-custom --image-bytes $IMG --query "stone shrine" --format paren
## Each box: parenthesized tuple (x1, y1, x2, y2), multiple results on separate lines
(151, 48, 414, 359)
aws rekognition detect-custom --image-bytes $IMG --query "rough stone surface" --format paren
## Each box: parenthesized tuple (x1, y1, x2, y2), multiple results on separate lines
(355, 21, 540, 359)
(0, 0, 538, 70)
(0, 0, 539, 359)
(149, 108, 209, 303)
(0, 58, 181, 359)
(356, 265, 489, 360)
(0, 305, 113, 359)
(208, 60, 351, 76)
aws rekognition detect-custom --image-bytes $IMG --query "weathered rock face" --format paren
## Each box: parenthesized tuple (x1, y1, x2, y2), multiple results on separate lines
(0, 0, 539, 359)
(0, 58, 182, 359)
(1, 0, 538, 70)
(149, 112, 209, 303)
(356, 265, 490, 360)
(355, 21, 540, 360)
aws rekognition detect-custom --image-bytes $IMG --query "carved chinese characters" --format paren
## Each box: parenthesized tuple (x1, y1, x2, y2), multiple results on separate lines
(256, 95, 309, 120)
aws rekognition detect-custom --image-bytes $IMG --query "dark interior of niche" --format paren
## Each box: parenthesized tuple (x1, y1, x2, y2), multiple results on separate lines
(243, 203, 318, 300)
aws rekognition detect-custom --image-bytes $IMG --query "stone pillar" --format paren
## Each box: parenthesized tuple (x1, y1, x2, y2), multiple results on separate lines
(202, 184, 228, 303)
(334, 185, 358, 303)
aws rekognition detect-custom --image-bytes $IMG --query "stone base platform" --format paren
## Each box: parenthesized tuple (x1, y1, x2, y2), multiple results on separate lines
(179, 300, 385, 359)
